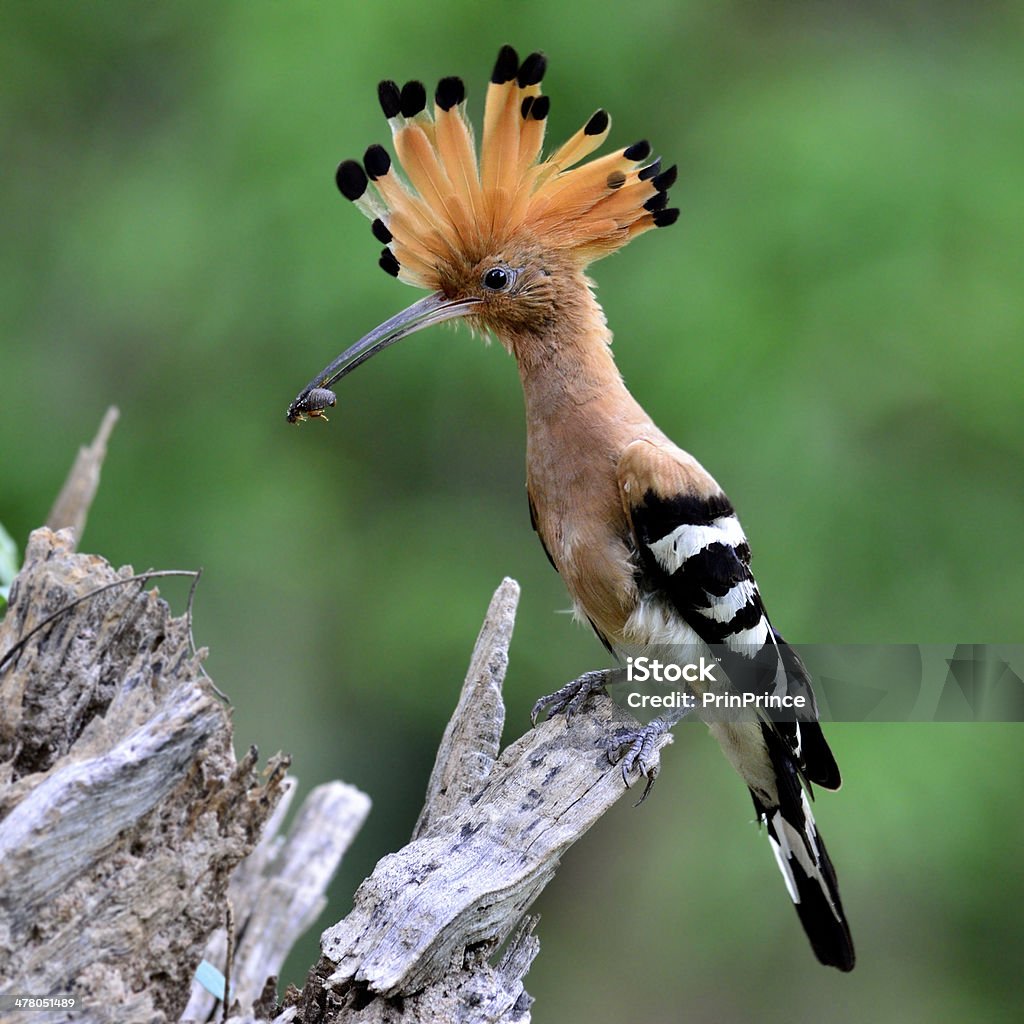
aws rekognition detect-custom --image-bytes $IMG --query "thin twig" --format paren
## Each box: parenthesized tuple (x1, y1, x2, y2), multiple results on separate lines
(46, 405, 120, 546)
(0, 569, 201, 673)
(223, 900, 236, 1024)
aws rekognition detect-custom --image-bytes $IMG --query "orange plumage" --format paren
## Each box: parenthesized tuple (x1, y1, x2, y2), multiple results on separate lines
(334, 45, 676, 288)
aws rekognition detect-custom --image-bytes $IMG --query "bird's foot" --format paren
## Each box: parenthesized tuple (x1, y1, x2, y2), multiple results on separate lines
(530, 669, 610, 727)
(602, 713, 680, 805)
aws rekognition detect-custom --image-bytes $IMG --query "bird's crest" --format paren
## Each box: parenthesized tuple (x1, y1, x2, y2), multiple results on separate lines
(334, 44, 678, 288)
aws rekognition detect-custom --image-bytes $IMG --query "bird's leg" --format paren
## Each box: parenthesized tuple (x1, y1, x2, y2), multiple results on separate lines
(532, 672, 688, 803)
(530, 669, 611, 727)
(603, 706, 690, 805)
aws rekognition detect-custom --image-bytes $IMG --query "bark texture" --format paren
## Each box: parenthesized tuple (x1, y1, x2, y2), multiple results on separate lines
(0, 538, 664, 1024)
(288, 580, 669, 1024)
(0, 529, 360, 1024)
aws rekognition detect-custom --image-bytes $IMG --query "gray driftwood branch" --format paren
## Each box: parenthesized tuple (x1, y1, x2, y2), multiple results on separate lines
(45, 404, 120, 547)
(287, 581, 670, 1024)
(0, 528, 370, 1024)
(0, 536, 665, 1024)
(0, 527, 278, 1022)
(0, 413, 668, 1024)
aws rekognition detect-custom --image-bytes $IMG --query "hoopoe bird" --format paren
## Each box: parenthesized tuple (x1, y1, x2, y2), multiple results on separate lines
(289, 45, 855, 972)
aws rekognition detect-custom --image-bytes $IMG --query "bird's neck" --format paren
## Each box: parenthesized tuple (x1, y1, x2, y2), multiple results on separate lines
(509, 283, 656, 502)
(507, 283, 655, 641)
(508, 283, 643, 426)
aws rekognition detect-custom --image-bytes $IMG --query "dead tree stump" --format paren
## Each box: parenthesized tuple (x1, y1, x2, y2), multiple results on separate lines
(0, 414, 665, 1023)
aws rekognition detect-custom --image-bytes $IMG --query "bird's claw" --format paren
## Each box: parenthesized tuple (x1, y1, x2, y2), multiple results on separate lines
(530, 669, 610, 727)
(603, 720, 672, 805)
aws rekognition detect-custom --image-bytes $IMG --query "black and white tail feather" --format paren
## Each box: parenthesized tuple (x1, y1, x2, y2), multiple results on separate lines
(754, 715, 854, 971)
(624, 470, 856, 971)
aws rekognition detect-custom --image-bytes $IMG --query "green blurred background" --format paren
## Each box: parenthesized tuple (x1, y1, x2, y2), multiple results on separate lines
(3, 1, 1022, 1020)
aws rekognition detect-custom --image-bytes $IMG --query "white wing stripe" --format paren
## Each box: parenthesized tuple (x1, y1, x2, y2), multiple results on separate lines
(703, 579, 757, 623)
(765, 804, 843, 921)
(730, 620, 769, 649)
(648, 514, 747, 573)
(767, 831, 800, 903)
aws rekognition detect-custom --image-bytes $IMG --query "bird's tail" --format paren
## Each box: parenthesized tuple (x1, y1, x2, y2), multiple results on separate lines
(751, 721, 855, 971)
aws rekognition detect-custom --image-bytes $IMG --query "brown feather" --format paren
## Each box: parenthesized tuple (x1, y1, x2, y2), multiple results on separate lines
(516, 88, 546, 175)
(394, 124, 472, 247)
(545, 112, 612, 173)
(480, 79, 521, 225)
(434, 103, 482, 238)
(371, 171, 449, 268)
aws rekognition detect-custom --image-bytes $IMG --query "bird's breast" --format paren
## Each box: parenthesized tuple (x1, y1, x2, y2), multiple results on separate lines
(525, 417, 642, 645)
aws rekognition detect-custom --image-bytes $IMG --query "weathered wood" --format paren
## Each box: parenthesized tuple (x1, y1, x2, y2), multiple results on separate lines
(0, 527, 667, 1024)
(412, 578, 518, 840)
(0, 529, 292, 1024)
(184, 780, 371, 1022)
(286, 583, 670, 1024)
(313, 697, 664, 1003)
(45, 405, 119, 547)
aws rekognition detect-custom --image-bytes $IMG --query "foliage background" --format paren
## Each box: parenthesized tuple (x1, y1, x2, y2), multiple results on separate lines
(3, 2, 1022, 1020)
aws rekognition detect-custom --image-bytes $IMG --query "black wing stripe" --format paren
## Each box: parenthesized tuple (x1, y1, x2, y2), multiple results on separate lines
(689, 595, 764, 642)
(633, 490, 735, 537)
(771, 628, 842, 790)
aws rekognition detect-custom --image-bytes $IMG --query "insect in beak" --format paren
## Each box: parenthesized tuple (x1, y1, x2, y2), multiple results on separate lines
(287, 291, 481, 423)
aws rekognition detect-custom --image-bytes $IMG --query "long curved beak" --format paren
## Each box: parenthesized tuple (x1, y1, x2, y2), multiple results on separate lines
(287, 291, 481, 423)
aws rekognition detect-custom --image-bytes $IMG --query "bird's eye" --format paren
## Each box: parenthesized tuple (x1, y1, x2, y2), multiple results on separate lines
(482, 267, 511, 292)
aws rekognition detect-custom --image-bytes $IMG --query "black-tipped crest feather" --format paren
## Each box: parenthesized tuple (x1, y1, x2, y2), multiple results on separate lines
(378, 80, 401, 119)
(399, 80, 427, 117)
(363, 144, 391, 180)
(335, 160, 367, 200)
(584, 109, 609, 136)
(491, 44, 519, 83)
(517, 51, 547, 87)
(341, 47, 679, 283)
(435, 76, 465, 111)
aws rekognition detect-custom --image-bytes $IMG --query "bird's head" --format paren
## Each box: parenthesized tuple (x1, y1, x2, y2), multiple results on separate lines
(288, 44, 677, 421)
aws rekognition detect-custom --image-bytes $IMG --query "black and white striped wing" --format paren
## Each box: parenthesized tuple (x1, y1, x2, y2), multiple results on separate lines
(625, 484, 839, 790)
(618, 441, 854, 971)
